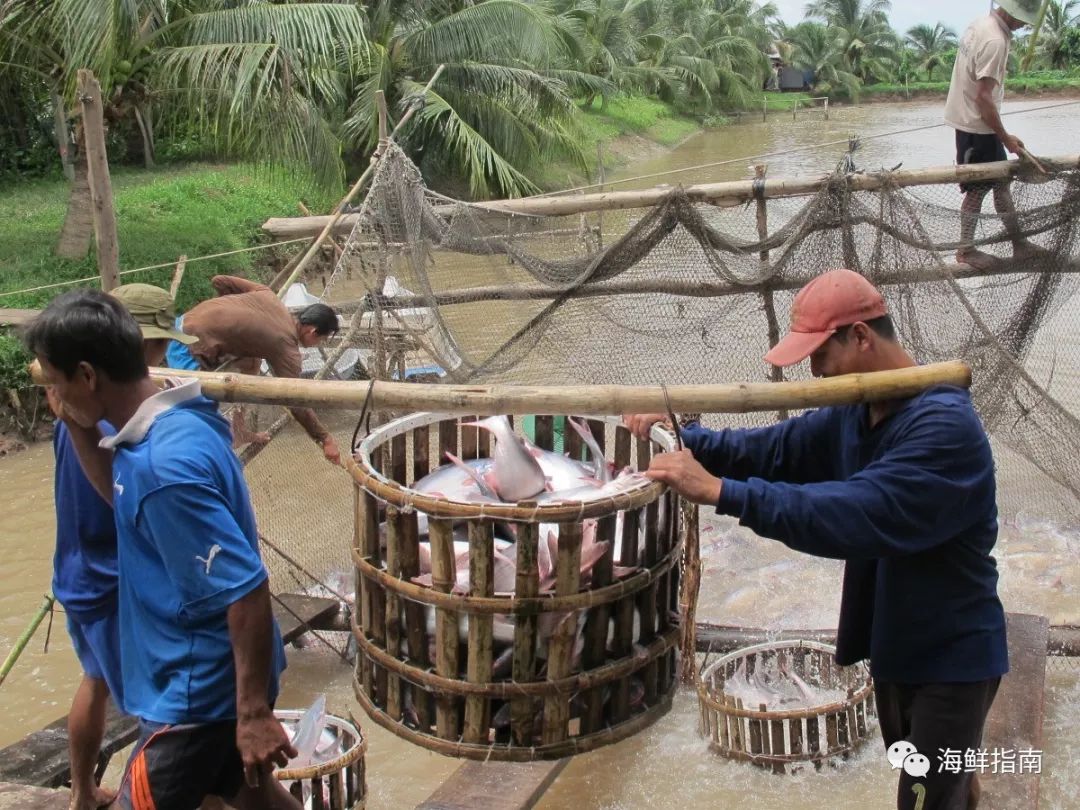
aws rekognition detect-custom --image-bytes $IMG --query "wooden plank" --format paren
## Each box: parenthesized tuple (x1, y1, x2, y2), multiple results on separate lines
(415, 759, 569, 810)
(979, 613, 1048, 810)
(0, 782, 70, 809)
(0, 703, 135, 789)
(0, 309, 39, 327)
(272, 593, 340, 644)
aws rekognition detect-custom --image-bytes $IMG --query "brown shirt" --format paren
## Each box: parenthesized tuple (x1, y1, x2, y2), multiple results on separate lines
(182, 275, 330, 442)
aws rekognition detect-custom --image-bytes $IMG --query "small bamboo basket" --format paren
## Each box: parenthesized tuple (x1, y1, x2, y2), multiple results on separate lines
(697, 640, 875, 774)
(275, 711, 367, 809)
(347, 412, 682, 761)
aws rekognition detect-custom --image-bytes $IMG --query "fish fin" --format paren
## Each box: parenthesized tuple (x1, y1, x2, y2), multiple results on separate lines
(445, 451, 498, 499)
(611, 564, 638, 579)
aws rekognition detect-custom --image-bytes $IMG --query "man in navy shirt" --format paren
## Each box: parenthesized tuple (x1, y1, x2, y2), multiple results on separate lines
(28, 290, 300, 810)
(626, 269, 1007, 810)
(48, 283, 194, 810)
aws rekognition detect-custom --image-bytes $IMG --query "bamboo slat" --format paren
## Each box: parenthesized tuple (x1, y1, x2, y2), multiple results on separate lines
(542, 523, 582, 746)
(464, 522, 494, 744)
(510, 520, 541, 747)
(430, 518, 461, 740)
(581, 512, 616, 734)
(399, 509, 432, 730)
(384, 508, 403, 721)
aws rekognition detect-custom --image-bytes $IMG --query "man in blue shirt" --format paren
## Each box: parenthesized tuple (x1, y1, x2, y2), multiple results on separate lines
(626, 269, 1007, 810)
(28, 290, 300, 810)
(48, 283, 194, 810)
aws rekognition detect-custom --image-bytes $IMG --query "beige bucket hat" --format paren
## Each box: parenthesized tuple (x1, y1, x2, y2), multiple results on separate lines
(109, 283, 197, 344)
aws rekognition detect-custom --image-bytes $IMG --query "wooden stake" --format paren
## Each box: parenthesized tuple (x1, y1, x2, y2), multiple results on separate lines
(169, 255, 187, 300)
(77, 70, 119, 291)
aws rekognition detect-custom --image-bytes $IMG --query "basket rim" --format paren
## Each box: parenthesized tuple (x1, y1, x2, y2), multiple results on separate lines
(274, 710, 367, 779)
(697, 639, 873, 720)
(350, 412, 676, 521)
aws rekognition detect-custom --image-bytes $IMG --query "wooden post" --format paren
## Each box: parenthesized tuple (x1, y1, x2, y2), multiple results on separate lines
(762, 96, 767, 122)
(791, 99, 797, 122)
(77, 70, 120, 291)
(376, 91, 390, 146)
(823, 97, 829, 120)
(595, 141, 605, 250)
(169, 255, 187, 300)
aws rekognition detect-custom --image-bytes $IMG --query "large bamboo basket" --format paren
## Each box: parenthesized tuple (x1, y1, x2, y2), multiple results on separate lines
(275, 710, 367, 809)
(697, 640, 875, 774)
(348, 412, 682, 760)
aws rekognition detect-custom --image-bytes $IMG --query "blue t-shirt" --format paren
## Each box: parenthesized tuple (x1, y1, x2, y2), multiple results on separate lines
(107, 387, 286, 724)
(52, 421, 119, 622)
(686, 385, 1008, 684)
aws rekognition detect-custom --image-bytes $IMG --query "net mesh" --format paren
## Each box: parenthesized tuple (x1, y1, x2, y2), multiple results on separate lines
(241, 142, 1080, 624)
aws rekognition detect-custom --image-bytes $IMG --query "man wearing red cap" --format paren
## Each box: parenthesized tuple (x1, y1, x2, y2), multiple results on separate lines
(626, 268, 1007, 810)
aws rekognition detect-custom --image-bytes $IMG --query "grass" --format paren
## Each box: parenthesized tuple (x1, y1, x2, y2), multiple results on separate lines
(578, 95, 701, 148)
(0, 162, 339, 395)
(861, 73, 1080, 97)
(759, 91, 814, 112)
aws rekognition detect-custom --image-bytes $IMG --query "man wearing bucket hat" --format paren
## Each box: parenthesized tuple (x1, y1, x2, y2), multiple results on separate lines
(28, 289, 301, 810)
(945, 0, 1044, 272)
(625, 269, 1007, 810)
(44, 283, 194, 810)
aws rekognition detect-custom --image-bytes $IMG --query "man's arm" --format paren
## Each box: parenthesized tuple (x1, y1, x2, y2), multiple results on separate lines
(212, 275, 272, 297)
(266, 347, 340, 464)
(228, 580, 297, 786)
(716, 405, 993, 559)
(975, 77, 1023, 154)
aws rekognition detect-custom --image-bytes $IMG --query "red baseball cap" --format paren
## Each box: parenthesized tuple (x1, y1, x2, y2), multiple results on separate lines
(764, 269, 888, 368)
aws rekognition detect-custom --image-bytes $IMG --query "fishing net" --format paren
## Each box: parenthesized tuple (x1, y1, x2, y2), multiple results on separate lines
(242, 141, 1080, 611)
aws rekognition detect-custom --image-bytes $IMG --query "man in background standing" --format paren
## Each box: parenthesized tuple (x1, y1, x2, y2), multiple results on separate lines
(945, 1, 1043, 271)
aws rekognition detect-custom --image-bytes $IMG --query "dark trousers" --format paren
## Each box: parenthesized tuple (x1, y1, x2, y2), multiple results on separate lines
(875, 678, 1001, 810)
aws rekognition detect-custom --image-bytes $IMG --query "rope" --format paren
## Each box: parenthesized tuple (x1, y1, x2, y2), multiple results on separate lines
(529, 98, 1080, 199)
(0, 237, 310, 301)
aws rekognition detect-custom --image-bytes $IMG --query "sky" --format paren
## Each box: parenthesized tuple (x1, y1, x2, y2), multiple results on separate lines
(768, 0, 998, 38)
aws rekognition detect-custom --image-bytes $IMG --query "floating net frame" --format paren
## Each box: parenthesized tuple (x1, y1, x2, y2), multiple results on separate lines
(697, 640, 875, 774)
(346, 412, 683, 760)
(275, 710, 367, 809)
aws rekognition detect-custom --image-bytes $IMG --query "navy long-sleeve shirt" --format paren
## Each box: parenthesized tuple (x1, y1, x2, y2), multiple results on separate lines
(684, 384, 1008, 683)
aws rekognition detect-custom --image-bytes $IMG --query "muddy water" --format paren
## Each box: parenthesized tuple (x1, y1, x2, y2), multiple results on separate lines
(2, 99, 1079, 806)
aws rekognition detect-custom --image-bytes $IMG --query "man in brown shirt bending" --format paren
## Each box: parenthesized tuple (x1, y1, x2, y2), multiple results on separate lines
(166, 275, 342, 465)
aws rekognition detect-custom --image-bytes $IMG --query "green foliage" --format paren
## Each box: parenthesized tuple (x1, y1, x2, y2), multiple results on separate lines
(0, 163, 335, 313)
(0, 334, 32, 391)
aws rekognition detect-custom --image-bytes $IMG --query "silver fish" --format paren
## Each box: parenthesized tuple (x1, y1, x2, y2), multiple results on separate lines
(466, 416, 547, 501)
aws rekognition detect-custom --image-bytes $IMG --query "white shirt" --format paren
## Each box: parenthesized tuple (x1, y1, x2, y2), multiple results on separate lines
(944, 13, 1012, 134)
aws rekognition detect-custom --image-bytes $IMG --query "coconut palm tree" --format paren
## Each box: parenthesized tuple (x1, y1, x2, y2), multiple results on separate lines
(1, 0, 366, 256)
(804, 0, 899, 83)
(1036, 1, 1080, 69)
(905, 22, 957, 81)
(341, 0, 602, 199)
(784, 20, 860, 96)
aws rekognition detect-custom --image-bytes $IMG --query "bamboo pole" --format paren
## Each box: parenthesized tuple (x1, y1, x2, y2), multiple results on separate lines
(59, 360, 971, 416)
(77, 70, 120, 291)
(0, 595, 54, 688)
(754, 163, 788, 420)
(273, 65, 445, 298)
(510, 520, 541, 746)
(320, 257, 1080, 310)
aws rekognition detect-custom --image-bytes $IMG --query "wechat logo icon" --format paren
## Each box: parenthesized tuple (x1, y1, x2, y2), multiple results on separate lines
(887, 741, 931, 778)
